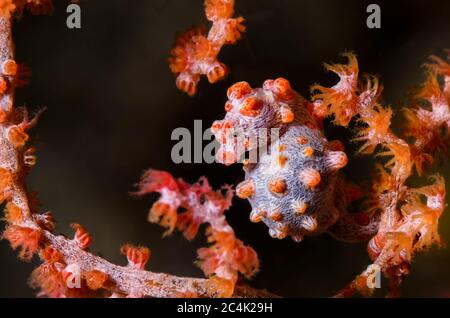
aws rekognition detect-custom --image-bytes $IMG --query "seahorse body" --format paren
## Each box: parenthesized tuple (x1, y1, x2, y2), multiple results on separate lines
(211, 78, 369, 242)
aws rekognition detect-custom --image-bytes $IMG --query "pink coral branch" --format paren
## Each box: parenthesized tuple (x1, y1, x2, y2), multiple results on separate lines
(168, 0, 245, 95)
(135, 170, 260, 297)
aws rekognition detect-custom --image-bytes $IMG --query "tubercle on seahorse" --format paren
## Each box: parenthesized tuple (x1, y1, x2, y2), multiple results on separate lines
(210, 78, 378, 242)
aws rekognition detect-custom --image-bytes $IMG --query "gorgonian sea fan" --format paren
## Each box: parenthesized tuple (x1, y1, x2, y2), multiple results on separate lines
(0, 0, 449, 298)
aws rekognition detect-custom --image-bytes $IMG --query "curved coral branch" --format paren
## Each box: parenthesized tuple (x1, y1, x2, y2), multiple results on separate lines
(31, 231, 274, 298)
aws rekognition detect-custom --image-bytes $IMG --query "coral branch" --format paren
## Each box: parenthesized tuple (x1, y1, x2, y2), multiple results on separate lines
(33, 231, 272, 298)
(135, 170, 259, 297)
(312, 53, 447, 297)
(404, 55, 450, 174)
(168, 0, 245, 95)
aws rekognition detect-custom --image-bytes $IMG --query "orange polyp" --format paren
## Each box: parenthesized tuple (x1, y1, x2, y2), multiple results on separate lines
(302, 216, 318, 232)
(249, 210, 264, 223)
(222, 121, 233, 129)
(217, 149, 237, 165)
(2, 59, 17, 76)
(227, 81, 252, 100)
(211, 121, 223, 133)
(244, 137, 252, 149)
(176, 78, 197, 96)
(4, 202, 22, 223)
(327, 151, 348, 170)
(236, 179, 255, 199)
(149, 202, 178, 235)
(0, 167, 12, 193)
(121, 244, 151, 270)
(205, 276, 235, 298)
(0, 109, 8, 123)
(224, 102, 233, 112)
(3, 225, 42, 260)
(24, 148, 37, 166)
(40, 246, 62, 263)
(84, 270, 108, 291)
(276, 224, 289, 237)
(273, 78, 294, 100)
(0, 76, 7, 94)
(268, 178, 287, 195)
(277, 144, 287, 152)
(207, 63, 227, 83)
(71, 223, 92, 250)
(280, 107, 294, 124)
(303, 147, 314, 157)
(239, 97, 263, 117)
(270, 228, 287, 239)
(268, 210, 283, 222)
(8, 126, 29, 148)
(278, 155, 288, 167)
(205, 0, 235, 21)
(297, 136, 309, 145)
(0, 1, 16, 18)
(293, 200, 308, 215)
(299, 168, 321, 189)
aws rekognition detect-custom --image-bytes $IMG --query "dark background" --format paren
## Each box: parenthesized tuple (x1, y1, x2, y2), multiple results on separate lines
(1, 0, 450, 297)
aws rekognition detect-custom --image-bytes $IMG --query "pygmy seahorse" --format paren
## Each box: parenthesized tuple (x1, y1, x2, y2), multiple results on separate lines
(211, 78, 379, 243)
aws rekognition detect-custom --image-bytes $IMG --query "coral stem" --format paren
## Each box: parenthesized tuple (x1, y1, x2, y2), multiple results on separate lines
(0, 17, 13, 110)
(43, 232, 274, 298)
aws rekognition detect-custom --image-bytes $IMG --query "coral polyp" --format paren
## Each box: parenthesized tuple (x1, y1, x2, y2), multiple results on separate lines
(169, 0, 245, 96)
